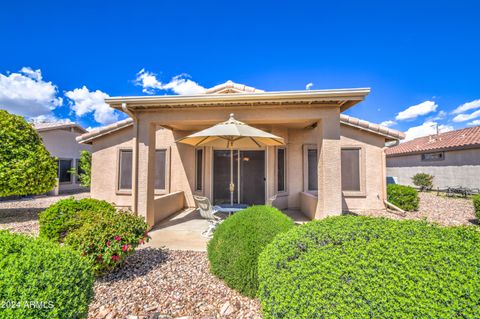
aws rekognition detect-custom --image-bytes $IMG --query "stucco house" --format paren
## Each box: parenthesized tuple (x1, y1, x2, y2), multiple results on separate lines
(34, 122, 91, 193)
(77, 81, 404, 226)
(386, 125, 480, 189)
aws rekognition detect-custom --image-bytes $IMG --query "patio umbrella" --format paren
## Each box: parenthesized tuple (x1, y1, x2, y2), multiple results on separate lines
(176, 113, 285, 205)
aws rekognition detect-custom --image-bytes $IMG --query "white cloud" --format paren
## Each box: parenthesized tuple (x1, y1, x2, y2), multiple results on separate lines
(452, 109, 480, 122)
(451, 99, 480, 114)
(135, 69, 205, 95)
(432, 110, 447, 120)
(395, 101, 438, 121)
(305, 82, 314, 90)
(467, 120, 480, 126)
(29, 114, 72, 124)
(65, 86, 118, 125)
(403, 121, 454, 141)
(380, 120, 396, 127)
(0, 67, 62, 117)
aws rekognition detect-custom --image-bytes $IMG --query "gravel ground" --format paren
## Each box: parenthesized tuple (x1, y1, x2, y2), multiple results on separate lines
(89, 249, 261, 319)
(0, 191, 90, 236)
(357, 191, 477, 226)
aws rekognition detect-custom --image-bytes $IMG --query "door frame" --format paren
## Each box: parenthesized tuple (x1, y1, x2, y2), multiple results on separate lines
(210, 147, 267, 205)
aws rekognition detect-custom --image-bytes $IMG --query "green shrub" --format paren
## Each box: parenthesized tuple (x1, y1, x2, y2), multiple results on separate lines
(64, 211, 149, 275)
(0, 230, 94, 319)
(39, 197, 116, 242)
(207, 205, 294, 297)
(0, 110, 57, 196)
(412, 172, 434, 190)
(258, 216, 480, 319)
(473, 194, 480, 221)
(387, 184, 419, 211)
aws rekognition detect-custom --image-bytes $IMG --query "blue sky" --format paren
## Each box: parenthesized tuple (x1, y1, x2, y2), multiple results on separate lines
(0, 0, 479, 139)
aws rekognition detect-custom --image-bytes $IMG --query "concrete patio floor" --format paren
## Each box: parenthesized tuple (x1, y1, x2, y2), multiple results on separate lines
(143, 207, 309, 251)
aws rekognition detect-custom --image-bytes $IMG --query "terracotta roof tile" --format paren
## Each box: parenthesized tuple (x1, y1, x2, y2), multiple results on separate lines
(386, 125, 480, 156)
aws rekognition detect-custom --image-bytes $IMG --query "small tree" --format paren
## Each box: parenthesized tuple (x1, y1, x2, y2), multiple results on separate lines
(70, 150, 91, 187)
(412, 173, 434, 191)
(0, 110, 58, 196)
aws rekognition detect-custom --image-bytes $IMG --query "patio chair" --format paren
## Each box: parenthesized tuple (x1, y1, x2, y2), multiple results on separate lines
(193, 195, 222, 238)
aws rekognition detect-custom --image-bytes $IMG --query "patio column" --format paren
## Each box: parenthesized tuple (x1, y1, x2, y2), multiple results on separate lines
(315, 112, 342, 218)
(136, 119, 156, 227)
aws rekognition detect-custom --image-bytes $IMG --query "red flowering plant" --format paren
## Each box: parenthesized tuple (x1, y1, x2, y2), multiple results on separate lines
(64, 210, 149, 275)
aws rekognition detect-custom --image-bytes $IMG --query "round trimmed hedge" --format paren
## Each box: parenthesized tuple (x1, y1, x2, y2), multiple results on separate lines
(0, 231, 94, 318)
(39, 197, 116, 242)
(387, 184, 419, 211)
(258, 216, 480, 318)
(207, 205, 294, 297)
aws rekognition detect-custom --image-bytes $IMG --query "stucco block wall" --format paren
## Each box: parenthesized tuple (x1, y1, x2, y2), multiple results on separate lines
(39, 129, 91, 192)
(387, 148, 480, 189)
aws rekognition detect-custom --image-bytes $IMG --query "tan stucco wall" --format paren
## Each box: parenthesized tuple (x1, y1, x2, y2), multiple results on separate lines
(39, 128, 91, 192)
(89, 113, 388, 221)
(387, 148, 480, 189)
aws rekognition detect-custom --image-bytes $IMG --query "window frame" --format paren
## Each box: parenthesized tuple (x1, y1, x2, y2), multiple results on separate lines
(58, 158, 73, 184)
(116, 148, 133, 194)
(195, 147, 204, 193)
(275, 147, 288, 194)
(303, 144, 318, 194)
(154, 148, 169, 195)
(341, 146, 366, 197)
(421, 152, 445, 161)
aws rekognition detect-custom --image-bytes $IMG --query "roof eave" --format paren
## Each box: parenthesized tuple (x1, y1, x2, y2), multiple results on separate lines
(106, 88, 371, 111)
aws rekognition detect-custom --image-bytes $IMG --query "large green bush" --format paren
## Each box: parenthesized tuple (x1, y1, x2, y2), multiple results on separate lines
(473, 194, 480, 221)
(387, 184, 419, 211)
(412, 172, 434, 190)
(207, 205, 294, 297)
(0, 231, 94, 319)
(0, 110, 57, 196)
(39, 197, 116, 242)
(64, 210, 149, 275)
(258, 216, 480, 319)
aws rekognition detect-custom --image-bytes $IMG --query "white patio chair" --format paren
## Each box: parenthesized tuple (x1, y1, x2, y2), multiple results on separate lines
(193, 195, 222, 238)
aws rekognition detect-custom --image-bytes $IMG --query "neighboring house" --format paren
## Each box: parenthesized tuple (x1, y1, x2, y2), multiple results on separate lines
(77, 81, 404, 226)
(386, 126, 480, 189)
(35, 122, 91, 193)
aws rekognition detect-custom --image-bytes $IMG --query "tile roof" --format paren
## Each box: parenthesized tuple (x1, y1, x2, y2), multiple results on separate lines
(77, 114, 404, 144)
(386, 125, 480, 156)
(34, 122, 87, 133)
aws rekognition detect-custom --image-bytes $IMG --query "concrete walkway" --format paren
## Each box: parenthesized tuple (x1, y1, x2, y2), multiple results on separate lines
(144, 207, 309, 251)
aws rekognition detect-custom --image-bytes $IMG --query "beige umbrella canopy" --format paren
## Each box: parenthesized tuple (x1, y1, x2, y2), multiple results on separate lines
(177, 113, 285, 205)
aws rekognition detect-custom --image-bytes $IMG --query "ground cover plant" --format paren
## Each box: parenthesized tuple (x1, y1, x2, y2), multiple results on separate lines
(387, 184, 419, 211)
(0, 230, 94, 319)
(258, 215, 480, 319)
(208, 205, 294, 297)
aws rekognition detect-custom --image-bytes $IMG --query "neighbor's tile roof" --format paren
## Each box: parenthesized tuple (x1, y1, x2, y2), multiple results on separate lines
(34, 122, 87, 133)
(76, 118, 133, 144)
(386, 125, 480, 156)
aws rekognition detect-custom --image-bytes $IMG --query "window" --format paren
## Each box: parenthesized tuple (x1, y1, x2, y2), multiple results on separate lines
(307, 148, 318, 191)
(341, 148, 361, 191)
(58, 159, 73, 183)
(277, 148, 286, 192)
(155, 149, 167, 190)
(195, 148, 203, 191)
(118, 150, 133, 190)
(421, 152, 444, 161)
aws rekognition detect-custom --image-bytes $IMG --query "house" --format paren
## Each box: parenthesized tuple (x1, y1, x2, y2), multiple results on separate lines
(386, 126, 480, 189)
(34, 122, 91, 193)
(77, 81, 404, 226)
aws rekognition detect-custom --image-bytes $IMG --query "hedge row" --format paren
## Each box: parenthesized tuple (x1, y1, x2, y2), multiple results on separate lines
(258, 216, 480, 318)
(0, 231, 94, 318)
(473, 194, 480, 220)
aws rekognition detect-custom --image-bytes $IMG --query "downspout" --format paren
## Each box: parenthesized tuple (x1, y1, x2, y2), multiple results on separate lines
(122, 103, 139, 215)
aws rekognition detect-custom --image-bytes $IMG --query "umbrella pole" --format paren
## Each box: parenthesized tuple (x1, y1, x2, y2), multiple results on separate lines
(230, 147, 234, 206)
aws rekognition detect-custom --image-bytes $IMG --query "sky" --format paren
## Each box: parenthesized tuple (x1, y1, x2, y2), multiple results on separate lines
(0, 0, 479, 140)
